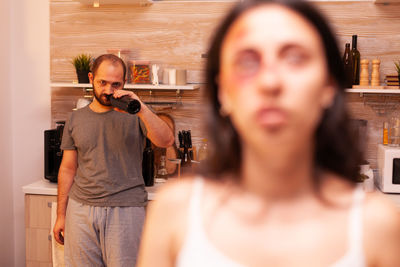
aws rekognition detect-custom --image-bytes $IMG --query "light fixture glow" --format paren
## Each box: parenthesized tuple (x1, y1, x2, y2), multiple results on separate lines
(93, 0, 100, 8)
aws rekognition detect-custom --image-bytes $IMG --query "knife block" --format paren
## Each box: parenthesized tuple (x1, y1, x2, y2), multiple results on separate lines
(178, 147, 197, 161)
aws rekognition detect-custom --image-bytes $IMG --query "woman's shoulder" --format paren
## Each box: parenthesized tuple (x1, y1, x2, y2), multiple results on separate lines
(363, 191, 400, 265)
(153, 175, 222, 206)
(363, 190, 400, 237)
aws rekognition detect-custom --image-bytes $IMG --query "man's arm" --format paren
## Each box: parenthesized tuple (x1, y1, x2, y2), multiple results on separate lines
(113, 90, 175, 148)
(53, 149, 77, 245)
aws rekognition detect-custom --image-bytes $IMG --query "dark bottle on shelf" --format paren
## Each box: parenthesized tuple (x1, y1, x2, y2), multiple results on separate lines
(343, 43, 354, 88)
(351, 35, 361, 85)
(142, 138, 154, 186)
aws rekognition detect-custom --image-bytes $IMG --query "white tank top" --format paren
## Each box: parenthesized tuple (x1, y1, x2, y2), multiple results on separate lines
(176, 178, 366, 267)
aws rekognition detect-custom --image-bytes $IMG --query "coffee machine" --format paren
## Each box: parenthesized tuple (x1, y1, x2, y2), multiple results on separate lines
(44, 121, 65, 183)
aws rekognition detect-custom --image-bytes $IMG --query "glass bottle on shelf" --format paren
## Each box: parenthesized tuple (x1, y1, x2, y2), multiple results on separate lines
(351, 35, 360, 85)
(343, 43, 354, 88)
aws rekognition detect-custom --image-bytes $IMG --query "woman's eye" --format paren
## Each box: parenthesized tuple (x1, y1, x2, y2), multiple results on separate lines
(283, 51, 309, 66)
(233, 50, 261, 77)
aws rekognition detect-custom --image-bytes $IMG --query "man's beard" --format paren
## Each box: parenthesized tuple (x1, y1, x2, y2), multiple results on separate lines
(93, 83, 112, 106)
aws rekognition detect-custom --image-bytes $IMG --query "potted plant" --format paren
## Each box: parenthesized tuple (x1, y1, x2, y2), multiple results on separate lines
(72, 54, 92, 83)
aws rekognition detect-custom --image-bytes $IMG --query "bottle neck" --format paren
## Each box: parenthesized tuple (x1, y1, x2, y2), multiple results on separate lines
(352, 36, 357, 49)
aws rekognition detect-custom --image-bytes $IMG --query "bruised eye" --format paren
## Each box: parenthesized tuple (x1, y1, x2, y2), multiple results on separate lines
(233, 49, 261, 77)
(282, 48, 310, 67)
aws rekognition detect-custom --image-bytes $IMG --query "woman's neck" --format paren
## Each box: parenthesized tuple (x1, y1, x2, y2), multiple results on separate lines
(240, 141, 316, 201)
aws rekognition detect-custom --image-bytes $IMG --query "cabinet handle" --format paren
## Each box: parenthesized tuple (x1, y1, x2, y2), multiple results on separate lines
(48, 202, 52, 208)
(48, 234, 52, 241)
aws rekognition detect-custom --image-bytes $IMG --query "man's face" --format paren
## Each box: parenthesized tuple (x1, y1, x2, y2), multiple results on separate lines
(89, 60, 125, 106)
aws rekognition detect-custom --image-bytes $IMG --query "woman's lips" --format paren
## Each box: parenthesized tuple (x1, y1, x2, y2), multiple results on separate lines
(255, 107, 288, 128)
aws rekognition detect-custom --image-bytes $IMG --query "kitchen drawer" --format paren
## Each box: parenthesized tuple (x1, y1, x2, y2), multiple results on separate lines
(25, 194, 56, 229)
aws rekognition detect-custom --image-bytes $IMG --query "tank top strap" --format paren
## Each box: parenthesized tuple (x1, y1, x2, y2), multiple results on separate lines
(187, 177, 205, 230)
(347, 185, 365, 252)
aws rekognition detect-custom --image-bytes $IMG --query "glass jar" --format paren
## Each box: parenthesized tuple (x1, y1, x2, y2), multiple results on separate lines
(389, 111, 400, 146)
(197, 138, 209, 162)
(129, 60, 151, 84)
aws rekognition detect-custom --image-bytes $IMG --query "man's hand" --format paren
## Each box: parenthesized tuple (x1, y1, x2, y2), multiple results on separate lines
(53, 216, 65, 245)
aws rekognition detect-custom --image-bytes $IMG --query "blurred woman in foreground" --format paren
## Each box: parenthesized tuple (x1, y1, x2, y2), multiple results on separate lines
(138, 0, 400, 266)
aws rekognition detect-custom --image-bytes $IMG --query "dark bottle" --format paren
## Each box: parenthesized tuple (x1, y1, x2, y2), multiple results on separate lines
(109, 95, 141, 114)
(180, 130, 192, 174)
(142, 138, 154, 186)
(343, 43, 354, 88)
(351, 35, 361, 85)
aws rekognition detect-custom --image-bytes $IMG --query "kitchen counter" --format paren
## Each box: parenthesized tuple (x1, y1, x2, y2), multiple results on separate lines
(22, 179, 163, 200)
(22, 179, 400, 208)
(377, 190, 400, 209)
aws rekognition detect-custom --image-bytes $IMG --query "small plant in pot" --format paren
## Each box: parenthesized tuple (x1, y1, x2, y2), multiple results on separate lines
(395, 61, 400, 84)
(72, 54, 92, 83)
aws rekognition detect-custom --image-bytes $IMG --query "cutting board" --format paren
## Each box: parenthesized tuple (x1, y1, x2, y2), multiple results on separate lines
(152, 113, 179, 176)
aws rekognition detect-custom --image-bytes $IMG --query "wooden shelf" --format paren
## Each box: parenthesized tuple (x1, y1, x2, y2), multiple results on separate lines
(77, 0, 153, 6)
(346, 88, 400, 94)
(375, 0, 400, 4)
(50, 82, 200, 91)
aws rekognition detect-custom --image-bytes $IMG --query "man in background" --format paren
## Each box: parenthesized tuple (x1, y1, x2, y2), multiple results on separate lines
(53, 54, 174, 266)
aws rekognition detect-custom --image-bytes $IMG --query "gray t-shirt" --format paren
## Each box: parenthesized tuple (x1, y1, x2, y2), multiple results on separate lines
(61, 105, 147, 207)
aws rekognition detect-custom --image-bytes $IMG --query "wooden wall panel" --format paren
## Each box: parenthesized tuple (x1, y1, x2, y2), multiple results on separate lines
(51, 0, 400, 168)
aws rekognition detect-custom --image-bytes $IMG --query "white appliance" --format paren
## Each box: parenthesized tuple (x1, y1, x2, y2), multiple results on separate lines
(377, 144, 400, 193)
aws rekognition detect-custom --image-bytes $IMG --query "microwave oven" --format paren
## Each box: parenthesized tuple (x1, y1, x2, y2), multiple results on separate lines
(377, 144, 400, 193)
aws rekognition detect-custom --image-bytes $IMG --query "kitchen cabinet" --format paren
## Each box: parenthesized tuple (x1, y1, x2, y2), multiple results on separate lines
(23, 179, 160, 266)
(25, 194, 56, 267)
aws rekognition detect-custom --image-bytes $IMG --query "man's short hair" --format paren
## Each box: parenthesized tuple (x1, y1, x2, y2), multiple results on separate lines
(91, 54, 127, 80)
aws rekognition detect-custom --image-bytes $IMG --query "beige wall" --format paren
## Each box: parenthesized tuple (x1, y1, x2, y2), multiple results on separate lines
(2, 0, 51, 265)
(0, 0, 15, 266)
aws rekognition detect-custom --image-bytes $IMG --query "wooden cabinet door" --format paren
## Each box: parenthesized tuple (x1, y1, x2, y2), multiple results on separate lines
(25, 194, 57, 265)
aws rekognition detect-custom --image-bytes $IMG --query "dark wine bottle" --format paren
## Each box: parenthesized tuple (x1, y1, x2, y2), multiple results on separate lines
(351, 35, 360, 85)
(109, 95, 141, 114)
(343, 43, 353, 88)
(142, 138, 154, 186)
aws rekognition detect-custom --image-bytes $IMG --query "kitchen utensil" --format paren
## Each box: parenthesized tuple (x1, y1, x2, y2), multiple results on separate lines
(153, 113, 179, 176)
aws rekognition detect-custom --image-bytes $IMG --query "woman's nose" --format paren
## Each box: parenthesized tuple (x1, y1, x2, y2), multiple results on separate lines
(257, 63, 282, 95)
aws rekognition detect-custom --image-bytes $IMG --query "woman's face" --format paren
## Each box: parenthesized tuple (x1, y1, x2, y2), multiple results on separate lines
(218, 4, 335, 151)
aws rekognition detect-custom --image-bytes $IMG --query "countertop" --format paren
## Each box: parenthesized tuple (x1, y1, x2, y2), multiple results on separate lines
(21, 179, 400, 208)
(379, 191, 400, 209)
(22, 179, 164, 201)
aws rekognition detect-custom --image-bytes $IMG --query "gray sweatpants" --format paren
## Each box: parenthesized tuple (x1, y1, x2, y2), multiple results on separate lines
(64, 198, 146, 267)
